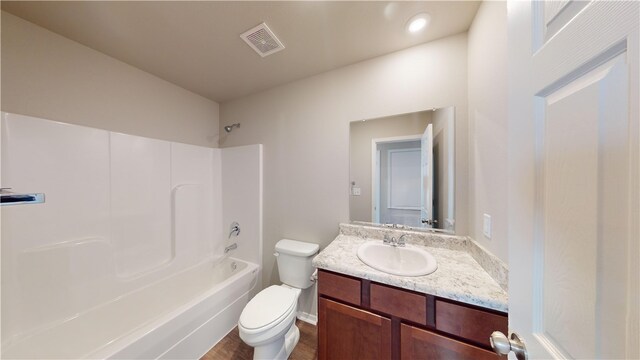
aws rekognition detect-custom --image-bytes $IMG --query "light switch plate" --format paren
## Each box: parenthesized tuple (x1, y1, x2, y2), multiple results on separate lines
(351, 187, 361, 196)
(483, 213, 492, 238)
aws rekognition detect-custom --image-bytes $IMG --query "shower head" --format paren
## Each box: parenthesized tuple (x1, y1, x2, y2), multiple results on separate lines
(224, 123, 240, 133)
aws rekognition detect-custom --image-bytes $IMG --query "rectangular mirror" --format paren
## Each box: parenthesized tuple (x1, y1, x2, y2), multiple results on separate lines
(349, 107, 455, 233)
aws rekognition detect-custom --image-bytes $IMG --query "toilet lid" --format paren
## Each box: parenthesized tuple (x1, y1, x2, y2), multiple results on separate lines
(239, 285, 296, 330)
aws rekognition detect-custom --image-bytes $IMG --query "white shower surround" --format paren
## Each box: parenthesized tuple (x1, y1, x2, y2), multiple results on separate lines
(0, 112, 263, 358)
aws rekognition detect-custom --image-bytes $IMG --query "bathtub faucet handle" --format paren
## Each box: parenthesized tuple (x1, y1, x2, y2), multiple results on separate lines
(229, 221, 240, 238)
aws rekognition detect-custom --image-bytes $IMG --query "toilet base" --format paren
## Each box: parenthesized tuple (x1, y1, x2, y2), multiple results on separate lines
(253, 323, 300, 360)
(284, 323, 300, 356)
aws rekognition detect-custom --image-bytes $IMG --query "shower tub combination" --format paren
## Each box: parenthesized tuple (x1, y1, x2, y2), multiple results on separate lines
(1, 112, 264, 359)
(2, 257, 259, 359)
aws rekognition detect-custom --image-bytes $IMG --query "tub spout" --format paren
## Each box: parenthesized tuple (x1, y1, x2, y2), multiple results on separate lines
(224, 243, 238, 253)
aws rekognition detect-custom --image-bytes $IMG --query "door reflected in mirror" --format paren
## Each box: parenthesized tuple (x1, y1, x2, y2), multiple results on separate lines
(349, 107, 455, 233)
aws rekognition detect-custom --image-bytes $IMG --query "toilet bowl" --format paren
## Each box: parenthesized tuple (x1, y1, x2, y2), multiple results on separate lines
(238, 285, 301, 359)
(238, 239, 319, 360)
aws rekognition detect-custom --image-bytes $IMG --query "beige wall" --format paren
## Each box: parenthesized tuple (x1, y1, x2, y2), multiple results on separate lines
(220, 33, 469, 287)
(349, 111, 431, 223)
(468, 1, 508, 263)
(1, 12, 219, 147)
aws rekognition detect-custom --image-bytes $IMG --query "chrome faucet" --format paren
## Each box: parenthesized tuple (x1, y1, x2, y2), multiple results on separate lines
(224, 243, 238, 253)
(383, 234, 407, 247)
(229, 221, 240, 238)
(384, 223, 408, 230)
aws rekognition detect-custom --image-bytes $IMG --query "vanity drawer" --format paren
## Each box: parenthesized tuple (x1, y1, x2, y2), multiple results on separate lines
(318, 270, 361, 306)
(370, 283, 427, 325)
(435, 299, 507, 348)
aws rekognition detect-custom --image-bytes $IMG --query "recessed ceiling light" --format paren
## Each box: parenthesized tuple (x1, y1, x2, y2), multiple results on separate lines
(406, 13, 431, 34)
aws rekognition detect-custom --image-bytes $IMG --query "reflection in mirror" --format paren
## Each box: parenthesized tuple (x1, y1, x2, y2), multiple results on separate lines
(349, 107, 455, 233)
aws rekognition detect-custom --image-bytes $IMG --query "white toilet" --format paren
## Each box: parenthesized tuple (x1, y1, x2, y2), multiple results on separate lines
(238, 239, 319, 360)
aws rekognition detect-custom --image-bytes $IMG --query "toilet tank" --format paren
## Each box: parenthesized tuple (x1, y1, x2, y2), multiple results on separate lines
(275, 239, 319, 289)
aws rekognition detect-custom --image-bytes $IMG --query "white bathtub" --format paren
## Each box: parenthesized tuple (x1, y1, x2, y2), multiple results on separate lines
(1, 257, 259, 359)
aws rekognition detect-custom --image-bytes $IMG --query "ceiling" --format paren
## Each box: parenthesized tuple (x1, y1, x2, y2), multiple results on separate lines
(2, 1, 480, 103)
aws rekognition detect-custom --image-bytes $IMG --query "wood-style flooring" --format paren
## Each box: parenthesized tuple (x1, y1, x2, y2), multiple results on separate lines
(201, 320, 318, 360)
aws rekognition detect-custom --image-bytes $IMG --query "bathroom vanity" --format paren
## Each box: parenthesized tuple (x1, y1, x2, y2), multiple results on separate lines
(313, 224, 508, 360)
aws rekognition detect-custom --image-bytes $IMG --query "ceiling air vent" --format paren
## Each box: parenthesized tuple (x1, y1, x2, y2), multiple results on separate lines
(240, 22, 285, 58)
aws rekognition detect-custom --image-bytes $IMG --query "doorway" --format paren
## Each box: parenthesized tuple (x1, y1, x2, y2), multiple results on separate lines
(371, 135, 425, 227)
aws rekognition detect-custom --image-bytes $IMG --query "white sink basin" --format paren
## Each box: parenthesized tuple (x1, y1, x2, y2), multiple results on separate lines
(357, 242, 437, 277)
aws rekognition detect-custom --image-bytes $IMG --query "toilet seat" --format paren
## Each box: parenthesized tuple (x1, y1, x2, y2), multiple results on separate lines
(239, 285, 297, 334)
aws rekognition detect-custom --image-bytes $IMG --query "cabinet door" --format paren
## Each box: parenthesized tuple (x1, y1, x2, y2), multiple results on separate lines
(319, 297, 392, 360)
(400, 324, 498, 360)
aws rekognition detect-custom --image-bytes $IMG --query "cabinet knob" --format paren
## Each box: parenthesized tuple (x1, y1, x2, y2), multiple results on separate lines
(490, 331, 528, 360)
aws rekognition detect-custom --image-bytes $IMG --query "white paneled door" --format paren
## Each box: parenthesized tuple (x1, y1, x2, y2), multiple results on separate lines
(420, 124, 434, 228)
(507, 1, 639, 359)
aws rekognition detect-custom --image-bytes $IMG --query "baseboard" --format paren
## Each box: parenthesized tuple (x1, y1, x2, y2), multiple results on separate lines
(296, 311, 317, 326)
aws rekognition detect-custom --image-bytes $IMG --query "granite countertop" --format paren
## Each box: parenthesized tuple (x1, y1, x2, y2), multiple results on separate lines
(313, 233, 508, 313)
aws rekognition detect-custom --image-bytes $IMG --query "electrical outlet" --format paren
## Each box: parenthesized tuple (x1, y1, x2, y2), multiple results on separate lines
(351, 187, 361, 196)
(483, 214, 492, 239)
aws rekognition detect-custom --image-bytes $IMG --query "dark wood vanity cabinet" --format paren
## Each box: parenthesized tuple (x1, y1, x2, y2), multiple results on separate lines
(317, 269, 507, 360)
